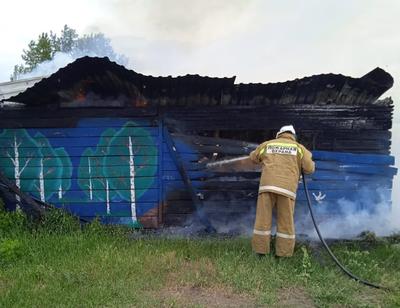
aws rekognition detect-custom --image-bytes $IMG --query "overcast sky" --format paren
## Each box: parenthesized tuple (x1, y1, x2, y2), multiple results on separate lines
(1, 1, 399, 86)
(1, 0, 400, 206)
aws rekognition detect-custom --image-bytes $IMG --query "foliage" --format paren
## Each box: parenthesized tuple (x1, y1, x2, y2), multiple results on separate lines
(11, 24, 128, 80)
(0, 203, 29, 237)
(299, 245, 313, 281)
(37, 208, 81, 235)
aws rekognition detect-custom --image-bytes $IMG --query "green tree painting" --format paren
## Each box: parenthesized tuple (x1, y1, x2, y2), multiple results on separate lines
(78, 128, 118, 215)
(0, 130, 42, 197)
(54, 148, 73, 199)
(0, 129, 72, 203)
(33, 133, 72, 201)
(78, 123, 157, 224)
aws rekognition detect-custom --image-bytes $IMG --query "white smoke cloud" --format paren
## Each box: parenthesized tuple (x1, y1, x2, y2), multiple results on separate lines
(21, 53, 74, 79)
(297, 189, 399, 239)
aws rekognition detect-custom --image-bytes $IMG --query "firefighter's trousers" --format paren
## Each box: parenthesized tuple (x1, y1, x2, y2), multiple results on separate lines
(252, 192, 296, 257)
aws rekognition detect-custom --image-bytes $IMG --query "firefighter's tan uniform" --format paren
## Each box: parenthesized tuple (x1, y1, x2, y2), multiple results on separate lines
(250, 132, 315, 257)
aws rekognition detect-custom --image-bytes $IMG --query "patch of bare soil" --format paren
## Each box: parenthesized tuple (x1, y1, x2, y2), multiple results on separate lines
(157, 285, 257, 308)
(154, 258, 257, 307)
(277, 287, 315, 308)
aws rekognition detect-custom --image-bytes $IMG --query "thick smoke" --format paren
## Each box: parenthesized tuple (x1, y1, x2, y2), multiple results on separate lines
(297, 189, 398, 239)
(21, 52, 75, 79)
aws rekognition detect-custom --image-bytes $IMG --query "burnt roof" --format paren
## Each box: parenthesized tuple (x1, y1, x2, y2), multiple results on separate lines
(3, 56, 394, 107)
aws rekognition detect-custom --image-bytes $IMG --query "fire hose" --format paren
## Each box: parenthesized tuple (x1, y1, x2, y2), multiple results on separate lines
(302, 172, 389, 290)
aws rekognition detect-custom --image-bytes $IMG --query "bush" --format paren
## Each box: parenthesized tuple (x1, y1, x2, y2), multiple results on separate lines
(0, 198, 126, 238)
(0, 201, 29, 237)
(38, 208, 81, 234)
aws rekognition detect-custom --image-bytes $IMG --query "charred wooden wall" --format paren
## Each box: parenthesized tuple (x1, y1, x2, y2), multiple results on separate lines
(0, 56, 396, 229)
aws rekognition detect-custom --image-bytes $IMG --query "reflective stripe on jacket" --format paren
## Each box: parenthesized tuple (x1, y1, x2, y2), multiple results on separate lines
(249, 133, 315, 200)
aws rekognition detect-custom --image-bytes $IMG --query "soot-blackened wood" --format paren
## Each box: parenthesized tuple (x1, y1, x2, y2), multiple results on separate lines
(163, 127, 216, 232)
(0, 106, 158, 119)
(6, 57, 392, 108)
(173, 133, 258, 148)
(0, 171, 44, 220)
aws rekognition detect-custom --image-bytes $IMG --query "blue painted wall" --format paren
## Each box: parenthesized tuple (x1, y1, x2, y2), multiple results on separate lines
(0, 117, 159, 227)
(0, 116, 397, 227)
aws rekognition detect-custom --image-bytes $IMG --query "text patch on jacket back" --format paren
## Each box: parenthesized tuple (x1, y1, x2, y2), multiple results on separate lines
(266, 143, 298, 156)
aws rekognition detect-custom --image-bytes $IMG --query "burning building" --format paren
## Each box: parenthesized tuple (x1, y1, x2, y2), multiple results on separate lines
(0, 56, 397, 232)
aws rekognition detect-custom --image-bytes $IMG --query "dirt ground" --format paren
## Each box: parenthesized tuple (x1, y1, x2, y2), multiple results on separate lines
(157, 285, 257, 308)
(277, 287, 315, 308)
(152, 255, 316, 307)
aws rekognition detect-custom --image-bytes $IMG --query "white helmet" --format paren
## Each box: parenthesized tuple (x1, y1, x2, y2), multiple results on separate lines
(276, 125, 296, 138)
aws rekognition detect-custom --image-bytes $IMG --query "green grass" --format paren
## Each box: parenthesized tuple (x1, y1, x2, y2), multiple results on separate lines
(0, 208, 399, 307)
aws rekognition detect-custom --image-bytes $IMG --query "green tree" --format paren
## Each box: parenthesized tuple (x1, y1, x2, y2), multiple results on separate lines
(57, 25, 79, 53)
(23, 34, 53, 71)
(11, 25, 128, 80)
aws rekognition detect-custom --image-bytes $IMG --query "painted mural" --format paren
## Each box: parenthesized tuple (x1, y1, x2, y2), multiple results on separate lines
(0, 119, 159, 227)
(0, 117, 397, 229)
(0, 129, 72, 203)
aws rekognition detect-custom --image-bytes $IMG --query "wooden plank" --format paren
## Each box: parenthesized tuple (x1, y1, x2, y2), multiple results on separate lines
(164, 200, 195, 214)
(165, 178, 393, 192)
(0, 156, 159, 168)
(164, 116, 392, 131)
(0, 117, 159, 129)
(0, 146, 158, 158)
(173, 133, 258, 149)
(0, 127, 159, 137)
(61, 202, 159, 217)
(312, 151, 395, 165)
(2, 171, 159, 180)
(15, 178, 159, 191)
(0, 107, 158, 119)
(162, 160, 205, 171)
(0, 136, 159, 147)
(163, 127, 215, 231)
(162, 142, 253, 155)
(162, 152, 200, 162)
(0, 152, 158, 160)
(163, 214, 193, 226)
(46, 191, 159, 203)
(0, 171, 45, 220)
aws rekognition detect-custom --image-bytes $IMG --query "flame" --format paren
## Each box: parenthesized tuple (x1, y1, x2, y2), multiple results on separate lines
(133, 97, 148, 107)
(75, 89, 86, 102)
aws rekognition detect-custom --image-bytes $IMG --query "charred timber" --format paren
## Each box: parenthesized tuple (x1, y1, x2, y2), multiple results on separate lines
(3, 57, 394, 108)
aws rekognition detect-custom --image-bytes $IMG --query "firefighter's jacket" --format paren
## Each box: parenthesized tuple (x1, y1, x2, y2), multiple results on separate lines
(249, 133, 315, 200)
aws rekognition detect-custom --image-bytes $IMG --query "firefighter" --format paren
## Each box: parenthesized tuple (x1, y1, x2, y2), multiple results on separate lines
(249, 125, 315, 257)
